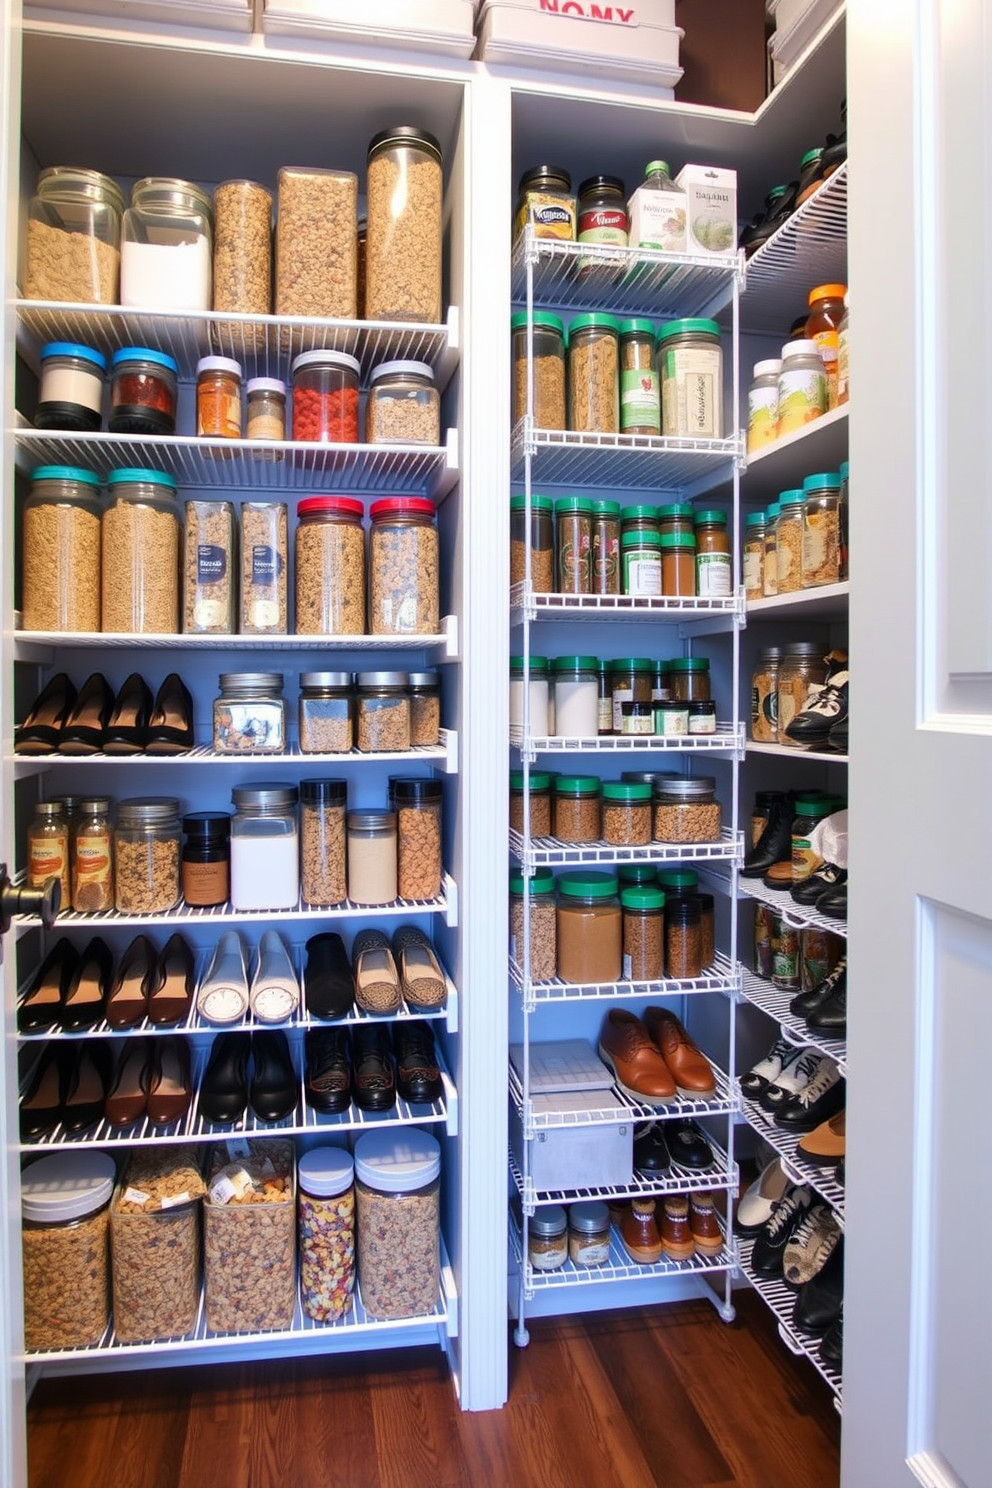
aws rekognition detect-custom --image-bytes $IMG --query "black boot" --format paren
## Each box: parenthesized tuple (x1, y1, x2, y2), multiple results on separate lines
(742, 792, 794, 878)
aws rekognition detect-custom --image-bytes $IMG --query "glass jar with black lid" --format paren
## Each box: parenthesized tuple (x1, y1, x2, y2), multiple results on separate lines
(181, 811, 231, 907)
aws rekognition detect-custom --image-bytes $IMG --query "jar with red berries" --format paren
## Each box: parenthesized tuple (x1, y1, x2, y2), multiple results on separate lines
(291, 350, 360, 442)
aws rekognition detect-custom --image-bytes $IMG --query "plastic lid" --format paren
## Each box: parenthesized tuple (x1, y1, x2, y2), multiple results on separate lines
(618, 318, 656, 337)
(657, 868, 699, 888)
(610, 657, 653, 673)
(622, 771, 679, 789)
(656, 701, 689, 712)
(510, 771, 553, 791)
(77, 798, 111, 814)
(602, 781, 651, 802)
(182, 811, 231, 838)
(569, 1200, 610, 1233)
(803, 472, 842, 494)
(753, 359, 782, 378)
(393, 778, 443, 803)
(656, 776, 715, 798)
(781, 339, 819, 359)
(667, 895, 702, 923)
(297, 495, 364, 520)
(667, 657, 710, 672)
(510, 494, 554, 513)
(657, 503, 694, 519)
(618, 863, 659, 884)
(800, 148, 824, 168)
(291, 348, 361, 376)
(657, 318, 721, 343)
(246, 377, 286, 395)
(117, 795, 182, 824)
(688, 700, 715, 714)
(591, 499, 621, 517)
(196, 355, 242, 377)
(300, 778, 348, 805)
(568, 312, 621, 335)
(621, 505, 659, 522)
(109, 346, 179, 374)
(353, 1129, 441, 1191)
(41, 341, 107, 371)
(554, 497, 594, 515)
(31, 465, 101, 487)
(369, 497, 435, 520)
(367, 126, 442, 163)
(694, 510, 727, 526)
(659, 533, 696, 549)
(22, 1151, 116, 1224)
(510, 310, 565, 334)
(369, 359, 434, 384)
(839, 461, 849, 480)
(530, 1204, 567, 1236)
(230, 782, 299, 809)
(558, 870, 619, 899)
(518, 164, 571, 191)
(779, 490, 807, 508)
(355, 670, 409, 687)
(808, 282, 847, 303)
(555, 775, 600, 795)
(509, 655, 549, 673)
(510, 865, 555, 895)
(298, 1146, 354, 1198)
(107, 468, 177, 491)
(795, 796, 831, 815)
(33, 802, 64, 817)
(756, 647, 783, 661)
(766, 503, 782, 519)
(300, 670, 351, 688)
(745, 512, 767, 528)
(553, 655, 599, 672)
(408, 672, 440, 687)
(621, 531, 661, 549)
(620, 886, 665, 910)
(645, 160, 672, 176)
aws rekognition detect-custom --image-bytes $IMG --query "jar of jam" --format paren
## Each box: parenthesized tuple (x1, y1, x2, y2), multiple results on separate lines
(577, 175, 628, 276)
(291, 350, 360, 442)
(109, 347, 178, 435)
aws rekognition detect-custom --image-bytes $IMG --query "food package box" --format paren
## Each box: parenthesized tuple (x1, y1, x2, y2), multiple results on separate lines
(769, 0, 843, 74)
(476, 0, 683, 90)
(262, 0, 477, 55)
(203, 1138, 296, 1334)
(23, 0, 250, 31)
(674, 163, 738, 257)
(510, 1089, 634, 1190)
(111, 1146, 206, 1344)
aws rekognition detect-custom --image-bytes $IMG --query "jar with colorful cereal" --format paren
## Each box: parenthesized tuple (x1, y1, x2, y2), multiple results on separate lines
(291, 350, 360, 442)
(555, 496, 593, 593)
(510, 866, 557, 981)
(510, 770, 553, 838)
(622, 885, 665, 981)
(568, 313, 619, 433)
(553, 775, 601, 844)
(299, 1148, 355, 1323)
(601, 781, 652, 846)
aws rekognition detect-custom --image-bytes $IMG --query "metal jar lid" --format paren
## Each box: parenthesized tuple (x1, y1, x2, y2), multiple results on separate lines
(34, 802, 65, 818)
(230, 783, 298, 810)
(530, 1204, 567, 1237)
(219, 671, 284, 693)
(568, 1200, 610, 1234)
(655, 777, 715, 799)
(407, 672, 440, 688)
(355, 671, 409, 689)
(347, 809, 396, 833)
(117, 796, 181, 824)
(782, 642, 827, 658)
(78, 798, 112, 814)
(300, 671, 351, 689)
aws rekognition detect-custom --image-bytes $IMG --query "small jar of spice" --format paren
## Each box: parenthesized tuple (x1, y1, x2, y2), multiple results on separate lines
(246, 378, 286, 447)
(71, 797, 114, 912)
(109, 347, 178, 436)
(181, 811, 230, 907)
(196, 356, 242, 440)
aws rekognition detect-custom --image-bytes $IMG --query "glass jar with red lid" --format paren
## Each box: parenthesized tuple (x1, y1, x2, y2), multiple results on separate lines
(369, 497, 439, 635)
(291, 350, 360, 442)
(295, 495, 366, 635)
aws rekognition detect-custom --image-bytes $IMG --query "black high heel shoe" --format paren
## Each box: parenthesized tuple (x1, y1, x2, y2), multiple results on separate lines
(14, 673, 77, 755)
(104, 672, 154, 755)
(61, 935, 113, 1031)
(18, 938, 79, 1032)
(58, 672, 114, 754)
(146, 673, 194, 755)
(20, 1042, 72, 1139)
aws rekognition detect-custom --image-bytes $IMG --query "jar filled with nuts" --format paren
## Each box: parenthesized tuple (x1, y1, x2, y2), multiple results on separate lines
(22, 465, 103, 633)
(653, 777, 722, 845)
(102, 469, 181, 635)
(294, 495, 366, 635)
(510, 770, 553, 838)
(299, 1147, 355, 1323)
(366, 126, 443, 325)
(553, 775, 601, 844)
(509, 866, 556, 981)
(367, 360, 440, 445)
(21, 1150, 117, 1351)
(356, 671, 410, 752)
(369, 497, 439, 635)
(354, 1128, 441, 1320)
(408, 671, 442, 747)
(511, 311, 567, 429)
(510, 493, 554, 592)
(394, 777, 443, 901)
(115, 797, 181, 913)
(622, 885, 665, 981)
(601, 781, 652, 847)
(300, 777, 348, 907)
(299, 671, 353, 754)
(666, 894, 703, 979)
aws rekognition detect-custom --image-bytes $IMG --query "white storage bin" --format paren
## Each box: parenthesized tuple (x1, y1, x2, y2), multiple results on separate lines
(476, 0, 682, 89)
(24, 0, 250, 29)
(768, 0, 842, 77)
(262, 0, 477, 54)
(510, 1090, 634, 1190)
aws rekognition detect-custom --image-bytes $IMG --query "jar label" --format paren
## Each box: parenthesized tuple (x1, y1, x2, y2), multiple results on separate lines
(622, 952, 633, 978)
(628, 186, 687, 253)
(619, 368, 661, 432)
(559, 527, 592, 589)
(655, 707, 688, 736)
(743, 547, 763, 597)
(598, 696, 613, 732)
(29, 840, 65, 881)
(747, 386, 779, 451)
(803, 510, 839, 585)
(792, 837, 825, 881)
(688, 712, 716, 734)
(622, 548, 662, 596)
(593, 530, 620, 592)
(696, 551, 732, 596)
(578, 208, 627, 242)
(251, 544, 283, 586)
(75, 834, 112, 880)
(198, 542, 228, 584)
(777, 366, 828, 435)
(612, 685, 633, 733)
(662, 345, 722, 438)
(622, 714, 654, 735)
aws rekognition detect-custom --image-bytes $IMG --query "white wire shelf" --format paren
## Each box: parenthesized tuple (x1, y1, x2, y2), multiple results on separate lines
(509, 587, 743, 626)
(511, 231, 743, 320)
(508, 826, 743, 868)
(15, 301, 459, 385)
(736, 878, 847, 938)
(740, 405, 849, 505)
(509, 1061, 738, 1132)
(509, 952, 740, 1007)
(509, 1137, 739, 1210)
(740, 971, 846, 1075)
(746, 581, 850, 622)
(11, 730, 458, 775)
(511, 723, 745, 758)
(511, 424, 741, 493)
(13, 616, 457, 658)
(18, 1237, 457, 1365)
(736, 1236, 842, 1402)
(742, 164, 848, 334)
(741, 1096, 845, 1221)
(13, 427, 458, 500)
(746, 741, 847, 764)
(510, 1210, 736, 1295)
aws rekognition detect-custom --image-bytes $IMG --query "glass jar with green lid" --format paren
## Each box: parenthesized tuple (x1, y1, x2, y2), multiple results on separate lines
(618, 318, 660, 434)
(510, 493, 554, 592)
(621, 529, 662, 597)
(666, 895, 703, 978)
(661, 532, 697, 596)
(591, 499, 621, 594)
(510, 655, 551, 735)
(667, 657, 711, 701)
(552, 656, 599, 738)
(657, 318, 723, 438)
(694, 510, 731, 597)
(657, 867, 699, 901)
(509, 865, 557, 981)
(763, 501, 781, 596)
(743, 511, 766, 601)
(25, 167, 124, 304)
(621, 505, 660, 543)
(510, 771, 553, 838)
(621, 885, 665, 981)
(775, 490, 806, 594)
(22, 466, 102, 633)
(556, 871, 621, 984)
(102, 469, 180, 634)
(619, 862, 660, 886)
(602, 781, 652, 847)
(802, 472, 842, 587)
(568, 313, 620, 433)
(511, 311, 566, 429)
(610, 657, 653, 732)
(658, 503, 694, 540)
(555, 496, 594, 593)
(652, 661, 670, 703)
(597, 661, 614, 734)
(792, 797, 836, 882)
(553, 775, 601, 844)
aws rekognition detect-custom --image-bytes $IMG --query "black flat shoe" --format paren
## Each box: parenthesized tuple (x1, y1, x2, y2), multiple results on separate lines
(304, 932, 355, 1020)
(61, 935, 113, 1030)
(249, 1030, 297, 1122)
(14, 673, 77, 755)
(145, 673, 194, 755)
(633, 1120, 672, 1173)
(103, 672, 153, 755)
(791, 862, 847, 904)
(57, 672, 114, 755)
(199, 1032, 251, 1125)
(20, 1042, 72, 1138)
(817, 882, 848, 919)
(393, 1020, 442, 1104)
(667, 1118, 714, 1170)
(62, 1040, 112, 1132)
(352, 1022, 395, 1112)
(18, 937, 79, 1032)
(305, 1027, 352, 1113)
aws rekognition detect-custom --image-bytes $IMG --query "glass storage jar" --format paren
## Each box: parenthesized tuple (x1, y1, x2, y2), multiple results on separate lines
(514, 165, 576, 242)
(654, 700, 689, 737)
(510, 655, 551, 736)
(510, 771, 553, 838)
(553, 776, 601, 845)
(621, 530, 662, 597)
(806, 282, 848, 408)
(102, 469, 180, 634)
(300, 778, 348, 906)
(568, 1201, 611, 1267)
(653, 777, 722, 844)
(183, 499, 236, 635)
(181, 811, 230, 908)
(610, 657, 653, 733)
(395, 778, 443, 900)
(212, 179, 272, 324)
(622, 885, 665, 981)
(295, 495, 366, 635)
(203, 1139, 296, 1334)
(661, 532, 696, 596)
(291, 351, 360, 443)
(366, 127, 443, 324)
(37, 342, 106, 432)
(556, 871, 622, 984)
(688, 700, 717, 735)
(528, 1205, 568, 1271)
(21, 1151, 116, 1351)
(747, 358, 781, 453)
(121, 176, 213, 312)
(652, 662, 671, 703)
(772, 915, 801, 991)
(621, 504, 660, 544)
(591, 499, 621, 595)
(509, 866, 557, 980)
(367, 361, 440, 445)
(25, 166, 124, 304)
(657, 318, 723, 438)
(229, 782, 299, 911)
(347, 809, 398, 905)
(802, 472, 842, 587)
(275, 165, 357, 320)
(354, 1129, 441, 1319)
(27, 802, 70, 908)
(369, 497, 439, 635)
(777, 643, 828, 746)
(511, 311, 566, 429)
(299, 1148, 355, 1323)
(71, 797, 114, 912)
(697, 891, 716, 967)
(777, 339, 828, 436)
(510, 493, 554, 592)
(356, 671, 411, 752)
(792, 796, 834, 883)
(754, 902, 777, 979)
(618, 318, 660, 434)
(555, 496, 593, 593)
(774, 490, 806, 594)
(115, 797, 181, 913)
(22, 465, 102, 633)
(408, 671, 442, 747)
(666, 895, 703, 979)
(622, 701, 654, 735)
(213, 671, 286, 753)
(552, 655, 599, 738)
(602, 781, 652, 846)
(109, 347, 178, 435)
(668, 657, 711, 701)
(111, 1148, 205, 1343)
(694, 510, 731, 597)
(246, 378, 286, 448)
(743, 512, 765, 601)
(196, 356, 242, 441)
(568, 313, 620, 433)
(657, 503, 694, 541)
(240, 501, 288, 635)
(577, 174, 628, 275)
(763, 501, 781, 596)
(839, 460, 850, 580)
(299, 671, 352, 754)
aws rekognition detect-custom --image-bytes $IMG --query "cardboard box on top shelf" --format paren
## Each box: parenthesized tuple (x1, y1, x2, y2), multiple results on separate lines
(674, 0, 770, 112)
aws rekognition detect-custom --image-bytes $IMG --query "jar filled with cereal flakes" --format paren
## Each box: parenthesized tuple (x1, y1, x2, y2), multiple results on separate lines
(300, 777, 348, 908)
(295, 495, 366, 635)
(568, 313, 620, 433)
(369, 497, 439, 636)
(102, 469, 181, 635)
(299, 1147, 356, 1323)
(354, 1129, 441, 1320)
(21, 1150, 117, 1351)
(22, 465, 103, 634)
(367, 361, 440, 445)
(509, 866, 556, 981)
(366, 127, 443, 325)
(114, 797, 181, 913)
(511, 311, 567, 429)
(299, 671, 353, 754)
(394, 777, 443, 901)
(355, 671, 411, 753)
(653, 777, 722, 845)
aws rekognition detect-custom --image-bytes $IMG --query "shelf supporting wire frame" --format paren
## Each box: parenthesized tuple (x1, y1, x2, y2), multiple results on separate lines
(510, 722, 745, 762)
(508, 826, 744, 869)
(511, 423, 741, 491)
(740, 970, 846, 1074)
(510, 586, 742, 624)
(509, 1061, 739, 1133)
(736, 1236, 842, 1403)
(740, 165, 848, 333)
(741, 1096, 845, 1221)
(510, 951, 741, 1012)
(509, 1138, 739, 1213)
(737, 877, 847, 938)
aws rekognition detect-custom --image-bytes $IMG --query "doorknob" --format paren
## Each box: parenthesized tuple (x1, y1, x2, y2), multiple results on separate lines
(0, 864, 60, 936)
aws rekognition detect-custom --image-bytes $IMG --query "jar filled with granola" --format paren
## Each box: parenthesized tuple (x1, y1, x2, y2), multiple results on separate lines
(511, 312, 566, 429)
(21, 1151, 116, 1351)
(408, 672, 442, 747)
(299, 1148, 355, 1323)
(775, 490, 806, 594)
(509, 866, 556, 980)
(366, 127, 442, 324)
(510, 770, 553, 838)
(240, 501, 288, 634)
(183, 499, 236, 635)
(369, 497, 439, 635)
(355, 1129, 441, 1320)
(528, 1205, 568, 1271)
(102, 469, 180, 635)
(395, 778, 443, 901)
(367, 361, 440, 445)
(25, 166, 123, 304)
(568, 313, 619, 433)
(300, 778, 348, 907)
(356, 672, 411, 753)
(299, 672, 353, 754)
(204, 1139, 297, 1333)
(601, 781, 652, 846)
(114, 797, 181, 913)
(111, 1147, 205, 1343)
(22, 465, 102, 633)
(743, 512, 765, 601)
(553, 775, 601, 844)
(295, 495, 366, 635)
(653, 777, 722, 844)
(802, 472, 842, 588)
(510, 493, 554, 592)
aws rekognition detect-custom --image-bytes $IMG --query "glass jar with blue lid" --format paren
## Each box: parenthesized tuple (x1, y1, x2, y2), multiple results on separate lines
(36, 342, 107, 431)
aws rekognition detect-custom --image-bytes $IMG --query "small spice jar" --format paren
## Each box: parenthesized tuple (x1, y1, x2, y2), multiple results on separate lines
(654, 700, 689, 737)
(115, 797, 182, 913)
(299, 1148, 355, 1323)
(196, 356, 242, 440)
(37, 342, 106, 432)
(598, 662, 614, 735)
(661, 533, 697, 596)
(71, 797, 114, 912)
(408, 671, 442, 747)
(652, 662, 671, 703)
(552, 655, 599, 738)
(743, 512, 766, 601)
(658, 318, 723, 438)
(568, 313, 620, 433)
(510, 770, 553, 838)
(775, 490, 806, 594)
(777, 643, 828, 745)
(367, 361, 440, 445)
(555, 496, 593, 593)
(509, 866, 557, 981)
(621, 530, 662, 597)
(240, 501, 288, 635)
(347, 809, 398, 905)
(618, 318, 660, 434)
(355, 671, 411, 753)
(688, 701, 717, 735)
(213, 671, 286, 753)
(300, 778, 348, 906)
(101, 469, 181, 635)
(763, 502, 781, 597)
(108, 348, 180, 434)
(395, 778, 443, 901)
(295, 495, 366, 636)
(622, 884, 665, 981)
(622, 701, 654, 735)
(747, 359, 781, 453)
(802, 472, 842, 587)
(27, 802, 70, 908)
(568, 1201, 611, 1267)
(515, 165, 576, 241)
(528, 1206, 568, 1272)
(657, 503, 694, 540)
(510, 494, 555, 592)
(591, 499, 621, 594)
(694, 510, 731, 597)
(365, 126, 443, 326)
(777, 339, 828, 436)
(181, 811, 230, 907)
(291, 350, 361, 443)
(229, 782, 299, 912)
(556, 871, 622, 985)
(246, 378, 286, 447)
(666, 895, 703, 979)
(553, 776, 601, 844)
(369, 497, 440, 636)
(299, 671, 353, 754)
(509, 655, 551, 736)
(653, 777, 722, 844)
(511, 311, 567, 429)
(21, 465, 102, 633)
(668, 657, 711, 702)
(21, 1151, 116, 1352)
(354, 1128, 441, 1321)
(610, 657, 653, 733)
(602, 781, 652, 846)
(751, 647, 783, 743)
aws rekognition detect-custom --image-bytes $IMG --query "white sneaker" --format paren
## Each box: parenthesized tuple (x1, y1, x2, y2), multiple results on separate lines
(741, 1036, 794, 1099)
(735, 1157, 790, 1235)
(759, 1046, 825, 1112)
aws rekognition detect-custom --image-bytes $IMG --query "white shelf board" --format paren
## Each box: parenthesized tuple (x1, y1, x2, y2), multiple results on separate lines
(735, 878, 847, 938)
(746, 582, 849, 622)
(741, 164, 848, 335)
(13, 618, 456, 659)
(741, 406, 849, 505)
(509, 1061, 738, 1131)
(511, 424, 741, 494)
(10, 731, 457, 774)
(736, 1236, 842, 1402)
(510, 1211, 736, 1295)
(746, 741, 847, 764)
(508, 827, 743, 869)
(510, 588, 742, 626)
(511, 724, 744, 758)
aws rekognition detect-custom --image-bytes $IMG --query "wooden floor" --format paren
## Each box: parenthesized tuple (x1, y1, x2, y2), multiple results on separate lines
(27, 1292, 839, 1488)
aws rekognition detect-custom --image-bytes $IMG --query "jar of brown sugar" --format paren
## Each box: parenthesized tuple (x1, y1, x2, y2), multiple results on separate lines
(553, 776, 601, 844)
(622, 885, 665, 981)
(556, 871, 621, 985)
(660, 532, 696, 597)
(601, 781, 652, 846)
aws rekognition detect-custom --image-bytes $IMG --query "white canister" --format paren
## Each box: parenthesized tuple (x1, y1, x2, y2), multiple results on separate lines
(552, 656, 599, 738)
